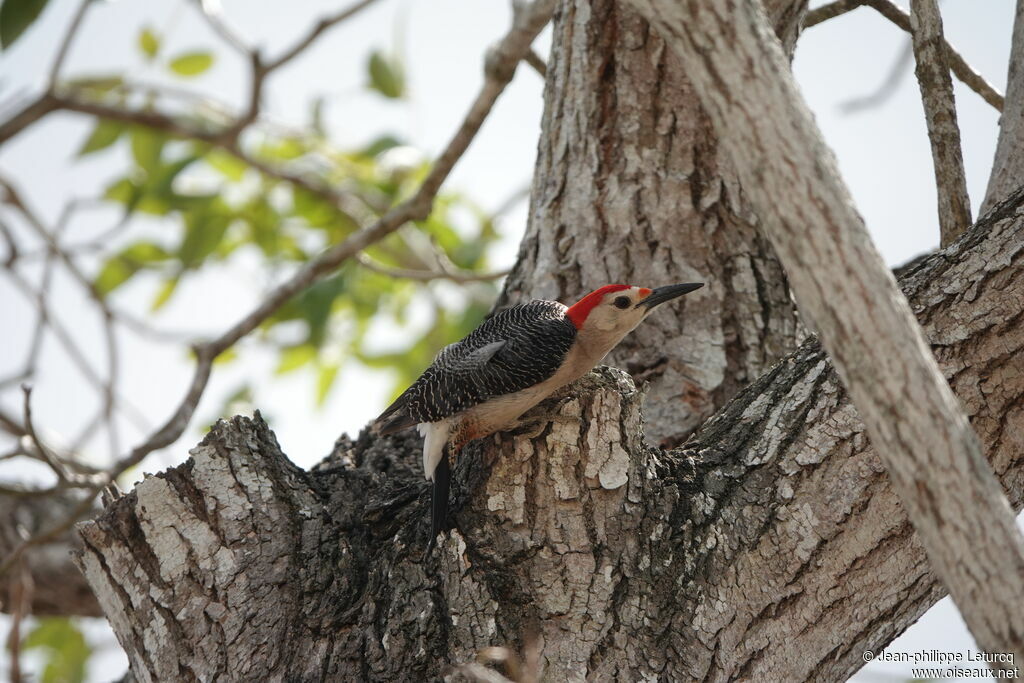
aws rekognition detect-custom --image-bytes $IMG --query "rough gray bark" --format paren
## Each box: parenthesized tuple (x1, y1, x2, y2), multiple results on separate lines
(622, 0, 1024, 666)
(910, 0, 973, 245)
(76, 193, 1024, 681)
(983, 0, 1024, 213)
(499, 0, 806, 448)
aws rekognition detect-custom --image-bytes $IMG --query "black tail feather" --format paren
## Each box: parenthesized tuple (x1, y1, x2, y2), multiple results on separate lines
(425, 452, 451, 557)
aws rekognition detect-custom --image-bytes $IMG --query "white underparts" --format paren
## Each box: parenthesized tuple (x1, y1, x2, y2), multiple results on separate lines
(418, 420, 451, 481)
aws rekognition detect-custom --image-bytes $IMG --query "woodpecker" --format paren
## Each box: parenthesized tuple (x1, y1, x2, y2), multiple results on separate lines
(374, 282, 703, 553)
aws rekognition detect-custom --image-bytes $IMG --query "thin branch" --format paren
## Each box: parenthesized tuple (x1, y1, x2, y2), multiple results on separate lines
(356, 252, 511, 283)
(20, 384, 69, 484)
(0, 0, 557, 579)
(804, 0, 1005, 112)
(524, 48, 547, 78)
(0, 93, 59, 148)
(1, 269, 117, 419)
(49, 0, 92, 87)
(0, 408, 103, 477)
(192, 0, 251, 56)
(41, 94, 353, 215)
(910, 0, 972, 245)
(0, 93, 336, 224)
(0, 197, 151, 432)
(804, 0, 862, 26)
(265, 0, 383, 72)
(840, 38, 914, 114)
(0, 217, 17, 265)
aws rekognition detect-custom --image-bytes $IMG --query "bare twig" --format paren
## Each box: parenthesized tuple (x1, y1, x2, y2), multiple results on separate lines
(841, 39, 914, 113)
(49, 0, 92, 87)
(1, 268, 128, 422)
(524, 48, 547, 78)
(804, 0, 862, 26)
(356, 252, 511, 283)
(20, 384, 69, 484)
(910, 0, 972, 245)
(0, 408, 103, 477)
(192, 0, 251, 56)
(0, 0, 557, 578)
(0, 180, 152, 433)
(804, 0, 1005, 112)
(0, 217, 17, 265)
(193, 0, 382, 142)
(39, 94, 352, 214)
(266, 0, 382, 72)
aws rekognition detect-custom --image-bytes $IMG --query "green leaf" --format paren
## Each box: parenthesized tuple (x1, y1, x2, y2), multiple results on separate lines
(78, 119, 123, 156)
(130, 127, 165, 175)
(168, 51, 214, 77)
(151, 276, 179, 311)
(179, 210, 230, 268)
(0, 0, 49, 49)
(94, 257, 134, 296)
(367, 50, 405, 99)
(139, 26, 160, 59)
(213, 347, 238, 366)
(276, 345, 316, 374)
(360, 134, 403, 158)
(260, 137, 305, 161)
(206, 149, 247, 182)
(316, 362, 340, 405)
(94, 242, 170, 296)
(23, 617, 90, 683)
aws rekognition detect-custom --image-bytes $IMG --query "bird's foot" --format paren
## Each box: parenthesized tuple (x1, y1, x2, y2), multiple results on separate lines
(506, 403, 581, 439)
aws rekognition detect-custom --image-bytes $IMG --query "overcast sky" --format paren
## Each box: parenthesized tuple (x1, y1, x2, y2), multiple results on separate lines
(0, 0, 1017, 680)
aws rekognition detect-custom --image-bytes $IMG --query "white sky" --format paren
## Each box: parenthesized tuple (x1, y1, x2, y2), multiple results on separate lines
(0, 0, 1018, 680)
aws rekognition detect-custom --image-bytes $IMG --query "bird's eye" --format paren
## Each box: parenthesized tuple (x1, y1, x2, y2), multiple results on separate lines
(613, 296, 631, 310)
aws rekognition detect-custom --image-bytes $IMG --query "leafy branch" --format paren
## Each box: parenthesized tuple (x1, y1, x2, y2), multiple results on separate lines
(0, 0, 555, 577)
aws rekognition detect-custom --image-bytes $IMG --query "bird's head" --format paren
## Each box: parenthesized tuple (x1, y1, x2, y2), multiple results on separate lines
(566, 282, 704, 344)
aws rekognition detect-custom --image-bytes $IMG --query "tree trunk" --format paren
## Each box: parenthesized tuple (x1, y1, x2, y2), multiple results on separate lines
(500, 0, 805, 448)
(76, 191, 1024, 681)
(623, 0, 1024, 663)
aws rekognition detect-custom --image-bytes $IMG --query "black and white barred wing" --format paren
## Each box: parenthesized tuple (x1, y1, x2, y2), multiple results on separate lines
(373, 301, 576, 434)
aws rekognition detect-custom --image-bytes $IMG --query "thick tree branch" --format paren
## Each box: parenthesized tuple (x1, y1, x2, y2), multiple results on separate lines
(909, 0, 972, 245)
(623, 0, 1024, 666)
(982, 0, 1024, 213)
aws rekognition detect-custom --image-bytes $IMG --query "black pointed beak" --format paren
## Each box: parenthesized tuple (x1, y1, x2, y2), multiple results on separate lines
(637, 282, 704, 309)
